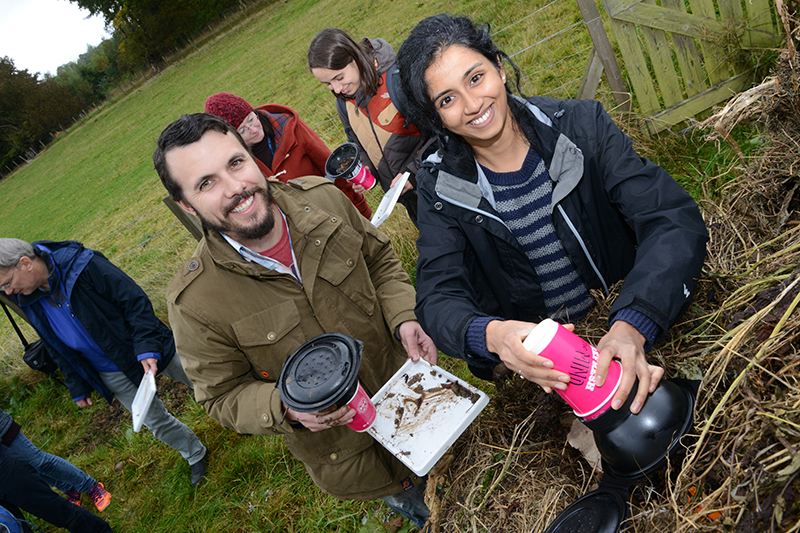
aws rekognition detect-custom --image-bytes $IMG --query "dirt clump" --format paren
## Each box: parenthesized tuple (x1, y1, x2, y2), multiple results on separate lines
(79, 376, 193, 450)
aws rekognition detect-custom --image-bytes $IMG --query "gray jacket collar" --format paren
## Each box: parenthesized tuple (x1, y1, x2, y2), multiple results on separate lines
(433, 97, 584, 214)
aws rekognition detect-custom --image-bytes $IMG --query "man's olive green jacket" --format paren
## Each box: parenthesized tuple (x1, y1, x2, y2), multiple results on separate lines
(167, 177, 422, 500)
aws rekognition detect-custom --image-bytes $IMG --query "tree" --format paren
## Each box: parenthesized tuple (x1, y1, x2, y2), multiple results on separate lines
(56, 34, 124, 102)
(0, 57, 39, 167)
(0, 57, 88, 172)
(66, 0, 122, 25)
(67, 0, 244, 71)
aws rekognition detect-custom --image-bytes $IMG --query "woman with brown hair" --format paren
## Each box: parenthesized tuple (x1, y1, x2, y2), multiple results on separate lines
(308, 28, 429, 225)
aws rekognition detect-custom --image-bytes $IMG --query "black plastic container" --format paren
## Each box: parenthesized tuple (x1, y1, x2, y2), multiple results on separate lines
(583, 379, 696, 479)
(278, 333, 363, 413)
(543, 484, 629, 533)
(543, 378, 699, 533)
(324, 142, 376, 190)
(325, 142, 360, 181)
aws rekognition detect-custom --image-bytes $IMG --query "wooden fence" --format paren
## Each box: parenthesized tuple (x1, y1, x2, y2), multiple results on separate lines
(600, 0, 780, 133)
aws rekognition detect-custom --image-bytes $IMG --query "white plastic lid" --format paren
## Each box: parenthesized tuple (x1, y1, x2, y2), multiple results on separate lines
(522, 318, 560, 355)
(131, 371, 156, 433)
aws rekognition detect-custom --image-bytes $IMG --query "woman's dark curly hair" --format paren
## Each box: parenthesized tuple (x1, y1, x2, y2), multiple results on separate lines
(308, 28, 381, 101)
(397, 14, 525, 136)
(397, 14, 532, 172)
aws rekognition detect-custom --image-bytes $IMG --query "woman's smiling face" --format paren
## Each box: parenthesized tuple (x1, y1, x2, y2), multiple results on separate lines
(425, 45, 511, 146)
(311, 60, 362, 98)
(236, 111, 265, 146)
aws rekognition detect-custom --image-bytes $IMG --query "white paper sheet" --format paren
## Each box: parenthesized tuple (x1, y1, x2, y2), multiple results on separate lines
(370, 172, 410, 228)
(131, 371, 156, 433)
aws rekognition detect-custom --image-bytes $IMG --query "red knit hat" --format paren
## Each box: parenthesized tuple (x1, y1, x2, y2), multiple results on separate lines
(204, 92, 254, 128)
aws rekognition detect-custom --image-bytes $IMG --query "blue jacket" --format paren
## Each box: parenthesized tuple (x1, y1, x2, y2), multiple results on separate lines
(0, 409, 12, 442)
(12, 241, 176, 404)
(414, 97, 709, 376)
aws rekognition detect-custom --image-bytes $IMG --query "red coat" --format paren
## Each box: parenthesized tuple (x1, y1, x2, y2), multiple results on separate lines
(253, 104, 372, 219)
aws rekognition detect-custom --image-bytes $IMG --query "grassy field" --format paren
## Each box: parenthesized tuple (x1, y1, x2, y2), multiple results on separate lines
(0, 0, 756, 531)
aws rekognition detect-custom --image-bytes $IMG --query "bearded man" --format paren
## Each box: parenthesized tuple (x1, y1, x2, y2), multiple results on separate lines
(152, 113, 437, 529)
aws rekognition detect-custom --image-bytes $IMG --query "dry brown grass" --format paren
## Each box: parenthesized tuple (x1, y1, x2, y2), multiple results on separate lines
(420, 25, 800, 533)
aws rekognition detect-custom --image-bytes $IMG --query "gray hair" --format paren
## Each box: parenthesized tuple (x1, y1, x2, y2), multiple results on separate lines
(0, 238, 35, 269)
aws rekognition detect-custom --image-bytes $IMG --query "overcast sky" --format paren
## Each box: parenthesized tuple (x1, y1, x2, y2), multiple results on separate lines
(0, 0, 110, 77)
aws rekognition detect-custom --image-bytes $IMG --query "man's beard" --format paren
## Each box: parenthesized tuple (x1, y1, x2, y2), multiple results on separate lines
(196, 184, 276, 242)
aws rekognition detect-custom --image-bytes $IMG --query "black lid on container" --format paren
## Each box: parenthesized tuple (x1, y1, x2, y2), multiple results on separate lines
(543, 485, 629, 533)
(278, 333, 363, 413)
(589, 379, 696, 480)
(325, 142, 359, 180)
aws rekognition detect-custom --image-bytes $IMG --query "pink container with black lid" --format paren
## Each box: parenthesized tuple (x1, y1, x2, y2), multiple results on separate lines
(324, 142, 377, 190)
(523, 319, 622, 420)
(278, 333, 376, 432)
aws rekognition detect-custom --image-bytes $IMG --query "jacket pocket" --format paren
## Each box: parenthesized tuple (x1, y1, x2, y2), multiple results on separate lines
(317, 227, 376, 317)
(286, 428, 395, 497)
(231, 301, 305, 380)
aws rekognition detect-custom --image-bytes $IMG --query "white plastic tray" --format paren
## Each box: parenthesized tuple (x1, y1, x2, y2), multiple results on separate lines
(370, 172, 409, 228)
(131, 371, 156, 433)
(367, 359, 489, 476)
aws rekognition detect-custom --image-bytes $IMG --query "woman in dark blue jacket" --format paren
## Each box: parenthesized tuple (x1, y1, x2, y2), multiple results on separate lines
(397, 14, 708, 415)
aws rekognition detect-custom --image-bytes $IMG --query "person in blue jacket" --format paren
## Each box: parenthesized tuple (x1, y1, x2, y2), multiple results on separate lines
(0, 238, 208, 485)
(396, 14, 709, 415)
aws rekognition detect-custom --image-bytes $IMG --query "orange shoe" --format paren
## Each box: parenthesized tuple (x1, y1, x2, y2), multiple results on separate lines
(87, 482, 111, 512)
(66, 488, 82, 506)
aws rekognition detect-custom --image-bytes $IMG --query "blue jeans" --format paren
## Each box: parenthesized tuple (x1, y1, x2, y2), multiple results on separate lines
(0, 455, 112, 533)
(381, 479, 430, 531)
(1, 432, 96, 494)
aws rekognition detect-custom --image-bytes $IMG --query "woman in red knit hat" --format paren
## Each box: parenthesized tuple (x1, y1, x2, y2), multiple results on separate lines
(204, 92, 372, 219)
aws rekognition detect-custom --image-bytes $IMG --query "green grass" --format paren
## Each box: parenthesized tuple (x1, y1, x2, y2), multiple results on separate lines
(7, 373, 409, 532)
(620, 117, 764, 200)
(0, 0, 762, 531)
(0, 1, 528, 531)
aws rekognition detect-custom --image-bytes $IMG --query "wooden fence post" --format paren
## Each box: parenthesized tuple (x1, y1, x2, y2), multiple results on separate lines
(602, 0, 778, 133)
(162, 196, 203, 241)
(577, 0, 632, 111)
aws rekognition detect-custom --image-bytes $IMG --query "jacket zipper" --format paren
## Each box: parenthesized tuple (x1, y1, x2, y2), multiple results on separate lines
(287, 234, 309, 291)
(556, 205, 608, 295)
(437, 192, 609, 296)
